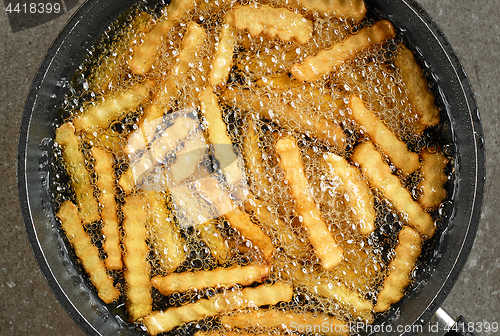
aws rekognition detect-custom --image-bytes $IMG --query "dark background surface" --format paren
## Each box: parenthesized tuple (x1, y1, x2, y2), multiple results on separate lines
(1, 0, 498, 335)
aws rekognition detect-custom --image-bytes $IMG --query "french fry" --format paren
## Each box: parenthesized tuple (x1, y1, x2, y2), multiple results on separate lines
(143, 282, 293, 335)
(322, 152, 376, 235)
(56, 201, 120, 303)
(91, 146, 122, 270)
(220, 309, 348, 336)
(55, 122, 99, 224)
(276, 136, 343, 270)
(295, 0, 366, 21)
(351, 141, 435, 237)
(349, 96, 420, 174)
(122, 194, 152, 321)
(197, 218, 232, 264)
(151, 264, 270, 295)
(395, 45, 440, 127)
(419, 149, 449, 210)
(374, 226, 421, 312)
(208, 12, 237, 88)
(291, 20, 396, 82)
(233, 4, 313, 44)
(145, 191, 185, 273)
(128, 0, 199, 75)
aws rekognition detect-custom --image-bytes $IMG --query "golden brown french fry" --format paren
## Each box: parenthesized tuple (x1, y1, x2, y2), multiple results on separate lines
(295, 0, 366, 21)
(128, 0, 199, 75)
(276, 136, 343, 270)
(419, 149, 449, 210)
(73, 80, 154, 132)
(351, 141, 435, 237)
(143, 282, 293, 335)
(122, 194, 152, 321)
(197, 218, 232, 264)
(208, 12, 237, 88)
(145, 191, 185, 274)
(375, 226, 421, 312)
(55, 123, 99, 224)
(349, 96, 420, 174)
(395, 45, 440, 127)
(56, 201, 120, 304)
(322, 152, 376, 235)
(291, 20, 396, 82)
(151, 264, 270, 295)
(220, 309, 348, 336)
(91, 147, 122, 270)
(233, 4, 313, 44)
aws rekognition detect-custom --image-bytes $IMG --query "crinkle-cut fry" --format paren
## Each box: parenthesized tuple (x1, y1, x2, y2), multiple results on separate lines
(56, 201, 120, 304)
(220, 309, 348, 336)
(91, 147, 122, 270)
(295, 0, 366, 21)
(419, 149, 449, 210)
(291, 20, 396, 82)
(73, 80, 155, 132)
(145, 191, 185, 274)
(351, 141, 435, 238)
(233, 4, 313, 44)
(221, 87, 346, 150)
(322, 152, 375, 235)
(143, 282, 293, 335)
(208, 12, 237, 88)
(276, 136, 343, 270)
(375, 226, 421, 312)
(349, 96, 420, 174)
(197, 218, 232, 264)
(395, 45, 440, 127)
(55, 123, 100, 224)
(128, 0, 198, 75)
(122, 194, 152, 321)
(151, 264, 270, 296)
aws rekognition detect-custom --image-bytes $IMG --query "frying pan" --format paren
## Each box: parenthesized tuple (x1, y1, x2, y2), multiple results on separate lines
(17, 0, 485, 335)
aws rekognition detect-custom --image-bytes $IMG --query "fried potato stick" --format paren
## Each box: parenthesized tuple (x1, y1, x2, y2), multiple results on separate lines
(351, 141, 435, 237)
(295, 0, 366, 21)
(143, 282, 293, 335)
(322, 152, 375, 235)
(276, 136, 343, 270)
(419, 149, 449, 210)
(56, 201, 120, 304)
(197, 218, 232, 264)
(122, 194, 152, 321)
(349, 96, 420, 174)
(395, 45, 440, 127)
(291, 20, 395, 82)
(151, 264, 270, 295)
(91, 147, 122, 270)
(55, 123, 100, 224)
(233, 4, 313, 44)
(128, 0, 198, 75)
(220, 309, 347, 336)
(208, 12, 237, 88)
(375, 226, 421, 312)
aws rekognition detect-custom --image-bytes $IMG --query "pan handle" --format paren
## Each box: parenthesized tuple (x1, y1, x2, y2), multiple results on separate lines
(421, 308, 479, 336)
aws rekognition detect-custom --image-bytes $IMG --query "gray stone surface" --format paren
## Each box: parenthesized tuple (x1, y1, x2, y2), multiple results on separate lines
(0, 0, 498, 335)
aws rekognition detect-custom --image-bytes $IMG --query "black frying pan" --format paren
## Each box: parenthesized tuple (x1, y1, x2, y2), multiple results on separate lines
(17, 0, 485, 335)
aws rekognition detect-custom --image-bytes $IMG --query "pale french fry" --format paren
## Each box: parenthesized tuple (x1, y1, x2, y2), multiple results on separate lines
(351, 141, 435, 237)
(295, 0, 366, 21)
(122, 194, 152, 321)
(143, 282, 293, 335)
(419, 149, 449, 210)
(145, 191, 185, 273)
(291, 20, 396, 82)
(349, 96, 420, 174)
(276, 136, 343, 270)
(322, 152, 376, 235)
(151, 264, 269, 295)
(220, 309, 348, 336)
(208, 12, 237, 88)
(128, 0, 199, 75)
(56, 201, 120, 304)
(233, 4, 313, 44)
(73, 80, 155, 132)
(55, 123, 99, 224)
(395, 45, 440, 127)
(197, 218, 232, 264)
(374, 226, 421, 312)
(91, 147, 122, 270)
